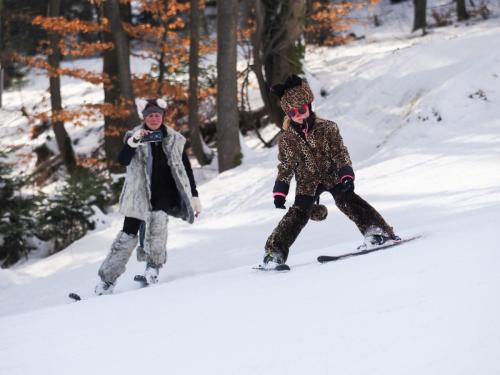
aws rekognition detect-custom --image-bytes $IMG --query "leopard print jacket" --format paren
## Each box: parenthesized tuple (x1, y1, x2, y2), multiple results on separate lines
(273, 116, 354, 197)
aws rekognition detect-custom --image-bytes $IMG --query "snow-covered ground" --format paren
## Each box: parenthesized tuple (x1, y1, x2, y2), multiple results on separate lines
(1, 15, 500, 375)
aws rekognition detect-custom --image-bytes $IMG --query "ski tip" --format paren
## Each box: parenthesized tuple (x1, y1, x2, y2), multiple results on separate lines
(68, 292, 81, 301)
(252, 264, 291, 272)
(275, 264, 291, 272)
(317, 256, 337, 263)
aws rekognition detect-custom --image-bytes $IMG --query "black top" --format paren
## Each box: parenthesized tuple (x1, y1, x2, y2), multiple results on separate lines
(290, 111, 316, 140)
(118, 130, 198, 212)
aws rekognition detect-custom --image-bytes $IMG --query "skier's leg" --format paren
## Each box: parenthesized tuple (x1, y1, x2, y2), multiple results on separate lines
(330, 189, 395, 237)
(97, 217, 140, 287)
(136, 221, 147, 262)
(142, 210, 169, 283)
(264, 195, 315, 262)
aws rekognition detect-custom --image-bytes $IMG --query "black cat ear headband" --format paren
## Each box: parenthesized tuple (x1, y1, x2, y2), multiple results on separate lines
(270, 75, 303, 98)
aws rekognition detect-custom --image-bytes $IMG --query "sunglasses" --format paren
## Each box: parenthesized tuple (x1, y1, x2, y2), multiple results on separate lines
(287, 103, 309, 118)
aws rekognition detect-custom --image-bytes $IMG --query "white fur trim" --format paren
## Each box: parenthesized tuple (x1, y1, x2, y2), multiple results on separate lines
(127, 129, 144, 148)
(156, 98, 167, 109)
(136, 98, 148, 114)
(191, 197, 202, 216)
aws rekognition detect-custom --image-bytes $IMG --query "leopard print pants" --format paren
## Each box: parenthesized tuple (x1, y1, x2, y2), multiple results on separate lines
(265, 190, 394, 261)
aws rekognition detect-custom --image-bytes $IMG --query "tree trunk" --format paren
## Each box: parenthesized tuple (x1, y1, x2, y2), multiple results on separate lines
(101, 0, 140, 173)
(412, 0, 427, 33)
(251, 1, 275, 124)
(456, 0, 470, 21)
(101, 23, 123, 173)
(157, 41, 166, 96)
(0, 0, 3, 108)
(265, 0, 306, 84)
(48, 0, 77, 174)
(0, 68, 3, 108)
(157, 0, 169, 96)
(189, 0, 211, 166)
(240, 0, 253, 29)
(216, 0, 241, 173)
(253, 0, 306, 128)
(102, 0, 140, 128)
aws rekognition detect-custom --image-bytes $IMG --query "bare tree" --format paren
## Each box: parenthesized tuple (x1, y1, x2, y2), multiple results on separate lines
(252, 0, 307, 127)
(216, 0, 241, 172)
(157, 0, 169, 95)
(456, 0, 470, 21)
(101, 0, 140, 173)
(413, 0, 427, 33)
(47, 0, 77, 174)
(103, 0, 138, 124)
(189, 0, 212, 166)
(0, 0, 3, 108)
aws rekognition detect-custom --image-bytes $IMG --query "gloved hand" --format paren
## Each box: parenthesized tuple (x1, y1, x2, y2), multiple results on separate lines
(191, 197, 202, 217)
(340, 177, 354, 193)
(274, 195, 286, 209)
(127, 129, 148, 148)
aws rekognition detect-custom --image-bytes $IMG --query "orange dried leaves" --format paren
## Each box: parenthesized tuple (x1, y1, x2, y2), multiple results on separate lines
(307, 0, 379, 46)
(11, 54, 110, 85)
(32, 16, 109, 34)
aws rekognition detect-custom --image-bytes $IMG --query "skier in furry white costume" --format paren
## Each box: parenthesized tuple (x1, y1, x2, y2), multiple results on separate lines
(95, 99, 202, 295)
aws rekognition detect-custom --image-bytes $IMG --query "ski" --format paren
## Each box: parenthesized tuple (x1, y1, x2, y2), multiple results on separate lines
(69, 276, 149, 301)
(68, 292, 82, 301)
(134, 274, 149, 287)
(253, 264, 291, 272)
(317, 235, 422, 264)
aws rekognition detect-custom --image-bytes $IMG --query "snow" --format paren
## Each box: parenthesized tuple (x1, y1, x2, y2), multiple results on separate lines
(2, 13, 500, 375)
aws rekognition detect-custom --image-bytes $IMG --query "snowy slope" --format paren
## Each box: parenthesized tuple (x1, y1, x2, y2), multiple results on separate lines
(1, 19, 500, 375)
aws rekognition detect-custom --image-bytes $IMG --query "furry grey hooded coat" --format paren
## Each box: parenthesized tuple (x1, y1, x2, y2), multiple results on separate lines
(118, 124, 195, 224)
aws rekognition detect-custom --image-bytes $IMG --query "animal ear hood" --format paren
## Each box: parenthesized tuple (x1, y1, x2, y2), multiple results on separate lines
(283, 75, 303, 90)
(270, 75, 304, 99)
(273, 75, 314, 114)
(156, 98, 167, 109)
(270, 83, 287, 99)
(136, 98, 148, 113)
(137, 98, 167, 118)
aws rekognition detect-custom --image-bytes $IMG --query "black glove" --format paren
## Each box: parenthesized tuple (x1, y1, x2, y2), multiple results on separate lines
(340, 177, 354, 193)
(274, 195, 286, 209)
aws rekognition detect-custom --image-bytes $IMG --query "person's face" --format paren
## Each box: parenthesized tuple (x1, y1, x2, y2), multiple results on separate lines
(145, 112, 163, 130)
(288, 103, 310, 124)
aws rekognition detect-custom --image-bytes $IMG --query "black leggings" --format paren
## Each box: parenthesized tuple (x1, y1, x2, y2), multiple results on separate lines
(122, 217, 142, 236)
(122, 207, 169, 236)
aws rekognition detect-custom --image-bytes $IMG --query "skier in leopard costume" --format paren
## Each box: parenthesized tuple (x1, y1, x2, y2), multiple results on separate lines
(262, 75, 400, 268)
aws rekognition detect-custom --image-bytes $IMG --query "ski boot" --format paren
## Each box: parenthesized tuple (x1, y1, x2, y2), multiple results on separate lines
(262, 251, 286, 270)
(360, 226, 401, 250)
(95, 280, 115, 296)
(144, 262, 161, 285)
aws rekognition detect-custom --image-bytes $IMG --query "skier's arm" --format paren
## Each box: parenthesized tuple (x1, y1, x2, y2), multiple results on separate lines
(182, 148, 199, 197)
(273, 135, 296, 199)
(118, 131, 138, 166)
(182, 147, 201, 216)
(329, 122, 354, 180)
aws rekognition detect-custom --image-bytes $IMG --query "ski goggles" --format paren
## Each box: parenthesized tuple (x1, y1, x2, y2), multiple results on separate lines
(287, 103, 309, 118)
